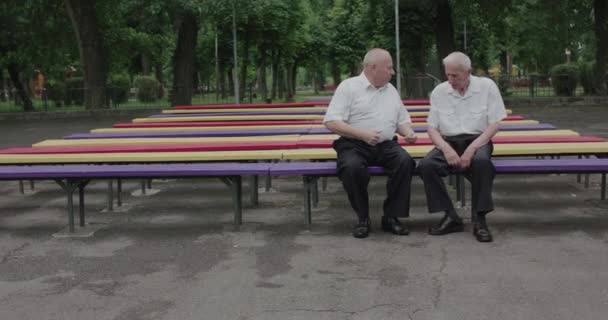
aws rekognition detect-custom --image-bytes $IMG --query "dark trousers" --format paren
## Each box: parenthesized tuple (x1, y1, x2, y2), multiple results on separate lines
(418, 134, 495, 215)
(333, 137, 416, 221)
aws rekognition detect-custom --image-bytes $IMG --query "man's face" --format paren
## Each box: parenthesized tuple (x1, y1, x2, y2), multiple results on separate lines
(372, 56, 395, 87)
(445, 63, 471, 91)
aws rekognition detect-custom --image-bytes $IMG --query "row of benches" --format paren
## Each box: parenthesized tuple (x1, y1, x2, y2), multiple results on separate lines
(2, 159, 607, 233)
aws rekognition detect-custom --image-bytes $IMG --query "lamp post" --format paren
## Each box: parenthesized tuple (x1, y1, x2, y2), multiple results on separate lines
(232, 0, 240, 104)
(394, 0, 401, 96)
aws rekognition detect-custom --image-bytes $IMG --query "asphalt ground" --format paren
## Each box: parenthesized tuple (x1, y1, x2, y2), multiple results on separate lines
(0, 104, 607, 320)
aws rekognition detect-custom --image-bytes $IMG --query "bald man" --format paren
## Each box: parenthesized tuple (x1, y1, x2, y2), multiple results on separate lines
(324, 48, 417, 239)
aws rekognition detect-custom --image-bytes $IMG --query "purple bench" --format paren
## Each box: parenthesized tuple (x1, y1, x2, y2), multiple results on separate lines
(0, 163, 272, 233)
(268, 159, 608, 225)
(64, 124, 557, 139)
(3, 158, 606, 232)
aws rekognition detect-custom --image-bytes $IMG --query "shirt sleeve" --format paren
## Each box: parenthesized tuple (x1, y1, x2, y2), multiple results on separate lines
(323, 81, 350, 123)
(395, 90, 411, 126)
(486, 80, 507, 124)
(427, 88, 440, 129)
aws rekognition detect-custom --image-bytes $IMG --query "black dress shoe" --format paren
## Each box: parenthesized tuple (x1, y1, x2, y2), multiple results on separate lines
(428, 214, 464, 235)
(381, 216, 409, 235)
(473, 223, 493, 242)
(353, 219, 371, 238)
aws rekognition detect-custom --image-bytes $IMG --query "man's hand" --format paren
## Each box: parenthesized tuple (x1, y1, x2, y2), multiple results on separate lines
(443, 147, 460, 167)
(404, 131, 417, 144)
(459, 148, 476, 169)
(459, 151, 473, 169)
(362, 130, 382, 145)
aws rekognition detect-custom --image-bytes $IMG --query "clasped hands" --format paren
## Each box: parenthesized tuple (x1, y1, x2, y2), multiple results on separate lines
(362, 130, 417, 146)
(444, 147, 475, 169)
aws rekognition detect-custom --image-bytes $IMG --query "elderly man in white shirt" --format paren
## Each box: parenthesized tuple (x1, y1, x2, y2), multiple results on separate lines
(418, 51, 507, 243)
(324, 48, 417, 239)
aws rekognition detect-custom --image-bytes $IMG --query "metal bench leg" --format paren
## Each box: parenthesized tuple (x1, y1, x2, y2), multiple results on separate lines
(78, 181, 90, 227)
(584, 155, 590, 188)
(222, 176, 243, 225)
(312, 178, 319, 208)
(55, 179, 79, 233)
(117, 179, 122, 207)
(19, 180, 24, 194)
(107, 180, 114, 211)
(147, 179, 152, 189)
(303, 176, 316, 226)
(602, 173, 606, 201)
(457, 174, 465, 208)
(265, 175, 272, 191)
(577, 155, 582, 183)
(321, 177, 328, 192)
(29, 180, 35, 191)
(250, 176, 259, 206)
(140, 180, 146, 195)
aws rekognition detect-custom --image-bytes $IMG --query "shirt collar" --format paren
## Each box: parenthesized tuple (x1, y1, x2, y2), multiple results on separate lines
(359, 72, 387, 91)
(447, 75, 481, 98)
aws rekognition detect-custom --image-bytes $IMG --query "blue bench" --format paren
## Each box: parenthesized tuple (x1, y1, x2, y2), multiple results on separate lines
(268, 159, 608, 225)
(0, 163, 272, 232)
(2, 159, 608, 233)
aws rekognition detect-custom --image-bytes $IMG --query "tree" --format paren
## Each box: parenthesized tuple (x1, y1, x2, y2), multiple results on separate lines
(594, 0, 608, 94)
(432, 0, 456, 80)
(1, 0, 76, 111)
(171, 11, 199, 106)
(64, 0, 109, 109)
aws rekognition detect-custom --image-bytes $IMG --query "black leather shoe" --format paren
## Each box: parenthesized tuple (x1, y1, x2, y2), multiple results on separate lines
(473, 223, 493, 242)
(381, 216, 409, 235)
(353, 219, 371, 238)
(428, 214, 464, 235)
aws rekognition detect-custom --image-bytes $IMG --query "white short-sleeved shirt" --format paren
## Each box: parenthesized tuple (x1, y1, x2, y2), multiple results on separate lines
(427, 75, 507, 137)
(323, 73, 411, 142)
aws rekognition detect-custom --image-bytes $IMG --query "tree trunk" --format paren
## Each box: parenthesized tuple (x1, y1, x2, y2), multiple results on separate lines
(141, 53, 151, 75)
(257, 47, 267, 102)
(432, 0, 456, 81)
(278, 66, 285, 99)
(594, 0, 608, 95)
(349, 62, 358, 77)
(239, 35, 250, 101)
(285, 63, 296, 102)
(155, 63, 165, 98)
(171, 12, 198, 107)
(7, 64, 34, 112)
(331, 60, 341, 86)
(271, 51, 279, 100)
(220, 63, 227, 99)
(64, 0, 108, 109)
(1, 72, 7, 101)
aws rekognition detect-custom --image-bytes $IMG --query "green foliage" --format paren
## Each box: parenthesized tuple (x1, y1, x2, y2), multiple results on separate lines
(134, 76, 161, 102)
(578, 61, 599, 95)
(550, 64, 579, 96)
(65, 77, 85, 106)
(109, 74, 131, 104)
(45, 80, 66, 107)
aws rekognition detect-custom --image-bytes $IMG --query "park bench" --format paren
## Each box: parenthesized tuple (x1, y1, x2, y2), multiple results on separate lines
(92, 120, 538, 134)
(0, 163, 273, 233)
(110, 115, 526, 128)
(268, 159, 608, 225)
(2, 159, 607, 233)
(171, 99, 429, 110)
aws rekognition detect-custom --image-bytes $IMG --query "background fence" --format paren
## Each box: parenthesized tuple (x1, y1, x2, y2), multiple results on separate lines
(0, 74, 593, 112)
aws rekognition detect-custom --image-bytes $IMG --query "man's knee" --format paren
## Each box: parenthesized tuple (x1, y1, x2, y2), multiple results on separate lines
(417, 157, 436, 175)
(338, 156, 367, 175)
(471, 157, 493, 170)
(397, 153, 415, 170)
